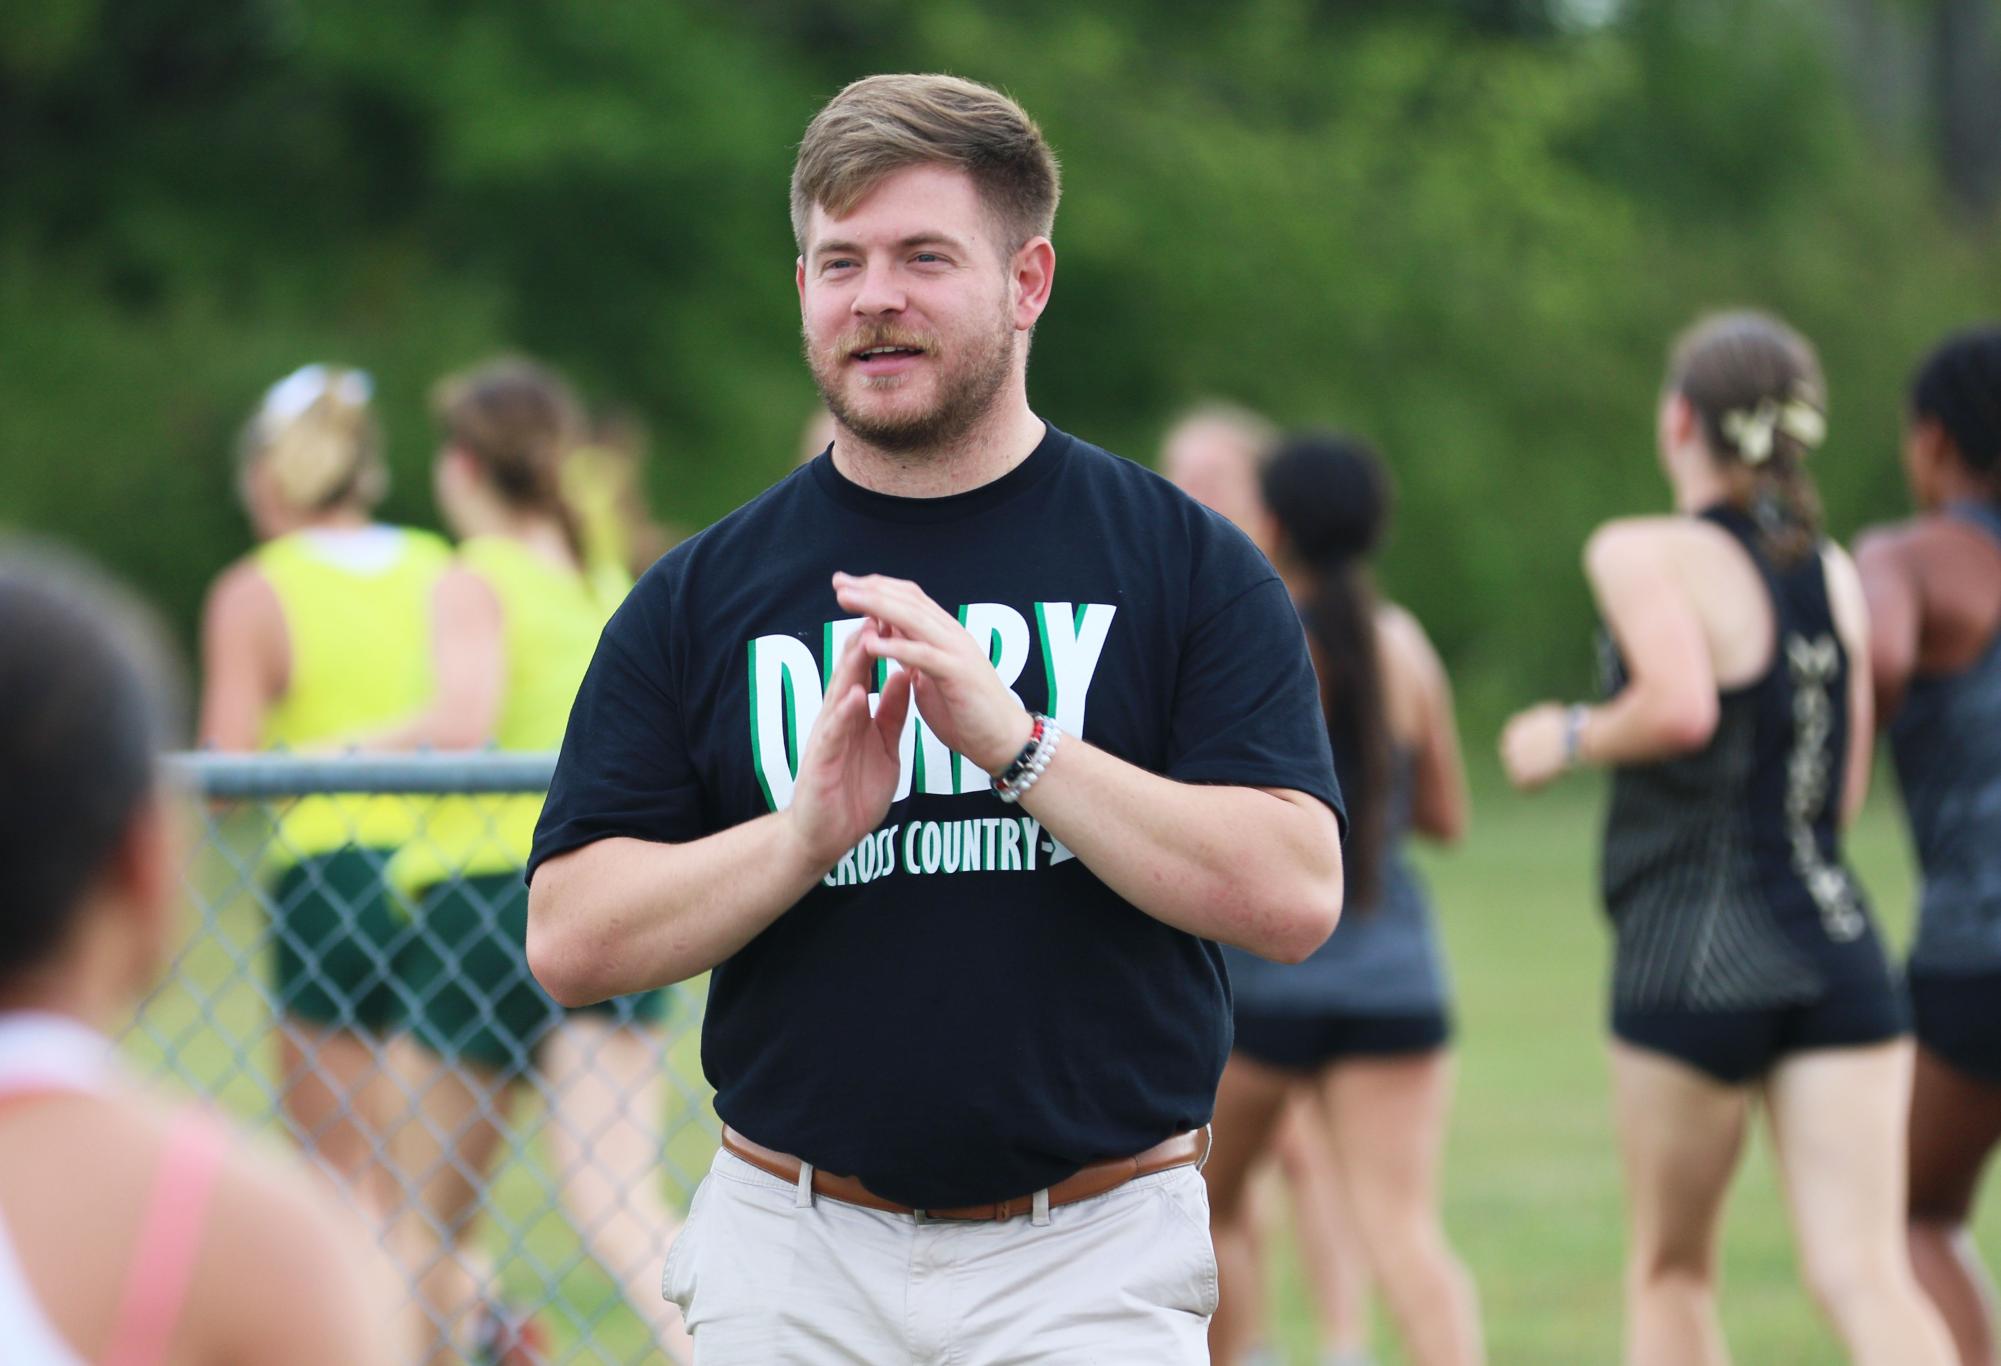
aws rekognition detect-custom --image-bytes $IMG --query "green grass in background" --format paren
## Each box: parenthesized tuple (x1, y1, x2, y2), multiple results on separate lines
(127, 770, 1996, 1364)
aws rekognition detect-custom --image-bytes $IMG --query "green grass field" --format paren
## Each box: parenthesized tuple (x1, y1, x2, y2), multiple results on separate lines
(123, 775, 1998, 1364)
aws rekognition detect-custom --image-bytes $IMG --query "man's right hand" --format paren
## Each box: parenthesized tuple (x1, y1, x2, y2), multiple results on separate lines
(784, 629, 913, 869)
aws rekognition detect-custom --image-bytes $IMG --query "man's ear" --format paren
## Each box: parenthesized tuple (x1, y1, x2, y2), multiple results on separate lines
(1010, 237, 1056, 332)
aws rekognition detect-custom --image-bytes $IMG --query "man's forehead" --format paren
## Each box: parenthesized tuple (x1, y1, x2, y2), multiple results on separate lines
(805, 163, 994, 253)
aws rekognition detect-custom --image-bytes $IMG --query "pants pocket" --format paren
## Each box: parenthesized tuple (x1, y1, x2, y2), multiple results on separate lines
(1155, 1168, 1221, 1318)
(660, 1176, 708, 1312)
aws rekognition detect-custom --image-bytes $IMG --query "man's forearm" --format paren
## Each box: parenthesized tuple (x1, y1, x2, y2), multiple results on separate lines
(1016, 737, 1343, 963)
(526, 814, 829, 1005)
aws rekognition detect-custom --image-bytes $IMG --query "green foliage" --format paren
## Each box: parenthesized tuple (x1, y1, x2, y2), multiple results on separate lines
(2, 0, 1996, 727)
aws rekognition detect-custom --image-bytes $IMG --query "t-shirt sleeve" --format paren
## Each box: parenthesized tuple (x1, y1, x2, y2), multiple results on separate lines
(528, 587, 703, 880)
(1164, 538, 1346, 833)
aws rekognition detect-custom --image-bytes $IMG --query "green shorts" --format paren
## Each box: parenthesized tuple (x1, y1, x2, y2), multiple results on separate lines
(401, 872, 669, 1071)
(271, 846, 410, 1033)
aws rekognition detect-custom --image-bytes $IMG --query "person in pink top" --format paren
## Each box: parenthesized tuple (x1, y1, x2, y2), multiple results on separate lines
(0, 544, 399, 1366)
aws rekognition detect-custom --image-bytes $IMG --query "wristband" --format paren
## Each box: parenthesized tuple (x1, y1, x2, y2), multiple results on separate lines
(994, 714, 1061, 803)
(1562, 703, 1591, 769)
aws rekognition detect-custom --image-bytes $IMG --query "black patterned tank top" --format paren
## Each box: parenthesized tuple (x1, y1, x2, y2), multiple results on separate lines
(1598, 506, 1886, 1012)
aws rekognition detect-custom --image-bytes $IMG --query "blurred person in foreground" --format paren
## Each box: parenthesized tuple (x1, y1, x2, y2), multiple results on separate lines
(198, 364, 450, 1214)
(1200, 433, 1479, 1366)
(1856, 325, 2001, 1366)
(0, 544, 398, 1365)
(526, 72, 1345, 1362)
(1501, 311, 1954, 1366)
(377, 358, 692, 1364)
(1163, 404, 1382, 1366)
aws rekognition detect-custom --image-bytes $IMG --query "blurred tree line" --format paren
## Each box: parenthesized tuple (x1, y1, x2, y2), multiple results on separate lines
(2, 0, 1996, 725)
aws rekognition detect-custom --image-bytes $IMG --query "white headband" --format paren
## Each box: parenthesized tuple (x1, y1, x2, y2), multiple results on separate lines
(259, 364, 373, 430)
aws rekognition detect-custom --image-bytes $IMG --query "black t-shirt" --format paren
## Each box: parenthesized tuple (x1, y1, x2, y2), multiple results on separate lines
(530, 422, 1342, 1207)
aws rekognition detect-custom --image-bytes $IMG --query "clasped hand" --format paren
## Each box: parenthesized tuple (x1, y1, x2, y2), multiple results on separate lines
(783, 573, 1036, 869)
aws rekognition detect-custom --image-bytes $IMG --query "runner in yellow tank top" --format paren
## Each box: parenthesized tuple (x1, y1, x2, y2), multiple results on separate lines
(376, 358, 692, 1364)
(196, 366, 447, 1252)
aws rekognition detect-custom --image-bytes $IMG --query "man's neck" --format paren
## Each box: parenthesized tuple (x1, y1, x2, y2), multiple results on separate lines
(832, 401, 1047, 500)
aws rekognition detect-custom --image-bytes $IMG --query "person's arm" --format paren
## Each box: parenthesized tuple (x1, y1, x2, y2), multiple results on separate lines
(1823, 542, 1875, 827)
(1502, 521, 1719, 790)
(833, 572, 1343, 963)
(1854, 525, 1922, 725)
(362, 567, 505, 751)
(196, 561, 287, 751)
(528, 629, 914, 1004)
(1383, 606, 1468, 844)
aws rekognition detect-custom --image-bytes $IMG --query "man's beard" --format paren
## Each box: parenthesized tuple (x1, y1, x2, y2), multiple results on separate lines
(806, 308, 1014, 456)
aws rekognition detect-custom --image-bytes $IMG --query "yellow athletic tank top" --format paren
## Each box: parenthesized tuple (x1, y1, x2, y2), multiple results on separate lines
(390, 536, 623, 893)
(255, 526, 452, 862)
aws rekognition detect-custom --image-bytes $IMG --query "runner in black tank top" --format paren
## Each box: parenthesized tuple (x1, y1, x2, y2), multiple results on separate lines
(1857, 325, 2001, 1366)
(1501, 312, 1953, 1366)
(1600, 502, 1900, 1076)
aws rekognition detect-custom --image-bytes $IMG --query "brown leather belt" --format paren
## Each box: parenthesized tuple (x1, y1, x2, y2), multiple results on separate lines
(719, 1125, 1213, 1223)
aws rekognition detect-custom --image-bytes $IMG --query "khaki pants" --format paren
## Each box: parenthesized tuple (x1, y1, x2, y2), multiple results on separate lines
(662, 1149, 1218, 1364)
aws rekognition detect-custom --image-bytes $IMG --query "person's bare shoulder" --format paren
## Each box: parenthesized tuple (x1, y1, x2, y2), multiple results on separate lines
(191, 1121, 402, 1365)
(1375, 601, 1447, 702)
(200, 556, 281, 631)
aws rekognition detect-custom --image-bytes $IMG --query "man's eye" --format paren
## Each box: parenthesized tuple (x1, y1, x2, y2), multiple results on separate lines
(825, 259, 857, 272)
(914, 253, 943, 264)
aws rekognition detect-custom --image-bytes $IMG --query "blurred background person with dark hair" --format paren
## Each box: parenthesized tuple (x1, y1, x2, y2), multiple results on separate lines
(196, 364, 450, 1216)
(1164, 406, 1381, 1366)
(0, 543, 400, 1365)
(379, 357, 691, 1364)
(1502, 312, 1953, 1365)
(1198, 430, 1479, 1366)
(1857, 325, 2001, 1366)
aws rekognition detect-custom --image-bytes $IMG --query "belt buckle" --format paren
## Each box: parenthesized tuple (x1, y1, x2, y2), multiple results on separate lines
(910, 1208, 931, 1225)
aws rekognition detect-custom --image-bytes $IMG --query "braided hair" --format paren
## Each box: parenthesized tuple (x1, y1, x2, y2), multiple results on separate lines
(1911, 326, 2001, 493)
(1261, 432, 1391, 908)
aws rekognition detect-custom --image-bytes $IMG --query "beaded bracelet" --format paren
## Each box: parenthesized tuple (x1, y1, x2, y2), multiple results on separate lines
(994, 714, 1061, 804)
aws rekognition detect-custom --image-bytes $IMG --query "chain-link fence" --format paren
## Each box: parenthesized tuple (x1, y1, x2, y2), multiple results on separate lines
(136, 752, 711, 1365)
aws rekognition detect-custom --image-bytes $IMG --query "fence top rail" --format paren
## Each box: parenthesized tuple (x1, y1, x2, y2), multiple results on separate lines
(165, 750, 558, 797)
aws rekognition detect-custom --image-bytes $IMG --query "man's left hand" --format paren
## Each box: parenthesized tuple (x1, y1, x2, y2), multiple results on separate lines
(832, 572, 1035, 775)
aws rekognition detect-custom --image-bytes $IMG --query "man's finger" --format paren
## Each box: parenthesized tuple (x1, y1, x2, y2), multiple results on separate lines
(874, 666, 913, 746)
(861, 629, 954, 677)
(826, 624, 872, 700)
(837, 582, 960, 648)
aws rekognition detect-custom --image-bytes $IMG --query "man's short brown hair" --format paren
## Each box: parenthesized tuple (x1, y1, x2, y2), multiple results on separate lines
(791, 74, 1062, 254)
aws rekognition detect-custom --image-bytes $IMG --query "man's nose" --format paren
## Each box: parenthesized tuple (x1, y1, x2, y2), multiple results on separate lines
(850, 261, 907, 317)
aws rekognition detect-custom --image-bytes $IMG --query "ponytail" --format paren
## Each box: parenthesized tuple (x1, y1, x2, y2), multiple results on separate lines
(1262, 433, 1392, 909)
(431, 358, 587, 563)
